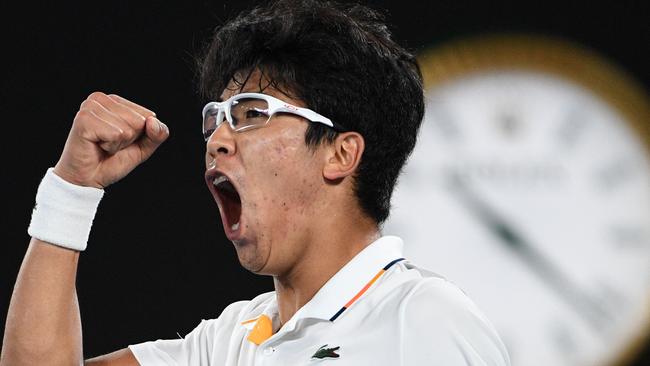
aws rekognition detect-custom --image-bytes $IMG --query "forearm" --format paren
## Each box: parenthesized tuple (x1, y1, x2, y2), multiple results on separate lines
(1, 92, 166, 366)
(1, 239, 83, 365)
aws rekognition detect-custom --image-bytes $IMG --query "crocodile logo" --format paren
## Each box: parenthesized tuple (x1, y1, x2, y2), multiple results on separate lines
(311, 344, 340, 359)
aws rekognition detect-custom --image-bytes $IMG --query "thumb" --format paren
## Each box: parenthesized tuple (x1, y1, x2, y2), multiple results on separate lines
(138, 116, 170, 160)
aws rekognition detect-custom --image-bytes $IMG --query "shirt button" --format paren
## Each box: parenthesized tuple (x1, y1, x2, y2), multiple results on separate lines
(263, 347, 275, 356)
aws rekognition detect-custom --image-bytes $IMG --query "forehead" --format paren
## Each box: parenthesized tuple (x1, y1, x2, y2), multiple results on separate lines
(219, 69, 306, 108)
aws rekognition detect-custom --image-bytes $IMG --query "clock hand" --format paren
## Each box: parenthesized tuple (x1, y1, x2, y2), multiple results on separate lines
(447, 173, 613, 334)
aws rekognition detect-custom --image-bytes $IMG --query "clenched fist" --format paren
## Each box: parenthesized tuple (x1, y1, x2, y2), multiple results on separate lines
(53, 92, 169, 189)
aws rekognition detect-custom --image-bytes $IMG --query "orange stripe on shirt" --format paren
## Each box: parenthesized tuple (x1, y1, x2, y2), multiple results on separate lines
(344, 269, 385, 308)
(241, 317, 259, 325)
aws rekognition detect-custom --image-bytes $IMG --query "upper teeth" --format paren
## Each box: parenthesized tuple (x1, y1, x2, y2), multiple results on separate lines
(213, 175, 228, 186)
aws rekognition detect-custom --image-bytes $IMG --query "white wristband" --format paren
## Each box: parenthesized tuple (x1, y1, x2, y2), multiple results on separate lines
(27, 168, 104, 251)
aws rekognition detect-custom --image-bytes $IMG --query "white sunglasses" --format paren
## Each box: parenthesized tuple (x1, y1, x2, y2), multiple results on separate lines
(202, 92, 343, 141)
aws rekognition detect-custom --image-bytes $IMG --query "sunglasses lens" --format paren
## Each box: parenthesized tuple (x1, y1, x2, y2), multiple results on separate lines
(203, 107, 221, 141)
(231, 97, 271, 130)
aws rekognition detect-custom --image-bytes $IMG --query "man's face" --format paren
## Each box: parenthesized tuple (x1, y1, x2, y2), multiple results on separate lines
(205, 71, 329, 276)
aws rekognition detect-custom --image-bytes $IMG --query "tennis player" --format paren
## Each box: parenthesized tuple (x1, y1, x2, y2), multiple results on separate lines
(2, 0, 510, 365)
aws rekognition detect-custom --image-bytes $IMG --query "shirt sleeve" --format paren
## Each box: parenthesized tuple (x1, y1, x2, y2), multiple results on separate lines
(398, 278, 511, 366)
(128, 301, 249, 366)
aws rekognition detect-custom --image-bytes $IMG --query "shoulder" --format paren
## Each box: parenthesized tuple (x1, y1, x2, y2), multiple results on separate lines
(394, 262, 511, 365)
(392, 261, 489, 320)
(403, 273, 482, 320)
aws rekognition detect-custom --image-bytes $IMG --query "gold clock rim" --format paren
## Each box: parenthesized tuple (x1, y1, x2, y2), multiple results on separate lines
(416, 34, 650, 366)
(417, 34, 650, 156)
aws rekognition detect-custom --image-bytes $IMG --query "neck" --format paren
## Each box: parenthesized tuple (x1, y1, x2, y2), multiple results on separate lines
(272, 214, 380, 327)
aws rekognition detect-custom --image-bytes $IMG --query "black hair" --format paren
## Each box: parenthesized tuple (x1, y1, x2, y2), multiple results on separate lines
(198, 0, 424, 225)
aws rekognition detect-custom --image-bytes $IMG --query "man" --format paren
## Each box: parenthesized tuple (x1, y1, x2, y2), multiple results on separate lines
(1, 0, 510, 365)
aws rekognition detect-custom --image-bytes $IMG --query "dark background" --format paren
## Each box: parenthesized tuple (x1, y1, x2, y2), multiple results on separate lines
(0, 0, 648, 364)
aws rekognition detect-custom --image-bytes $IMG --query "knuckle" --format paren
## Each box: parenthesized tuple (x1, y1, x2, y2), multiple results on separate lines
(115, 128, 127, 139)
(110, 128, 123, 140)
(128, 113, 146, 126)
(119, 128, 135, 141)
(75, 109, 93, 121)
(120, 113, 141, 128)
(87, 91, 106, 101)
(79, 99, 96, 110)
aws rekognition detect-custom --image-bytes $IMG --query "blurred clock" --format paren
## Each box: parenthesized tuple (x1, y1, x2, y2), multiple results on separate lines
(384, 35, 650, 366)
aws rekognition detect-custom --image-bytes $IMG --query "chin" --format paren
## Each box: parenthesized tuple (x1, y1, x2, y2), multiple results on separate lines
(233, 243, 269, 274)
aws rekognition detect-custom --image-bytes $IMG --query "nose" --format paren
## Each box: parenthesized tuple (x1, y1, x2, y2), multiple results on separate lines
(206, 124, 237, 160)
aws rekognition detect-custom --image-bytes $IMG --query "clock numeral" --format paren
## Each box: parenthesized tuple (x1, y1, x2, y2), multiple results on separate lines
(555, 107, 588, 149)
(427, 105, 461, 141)
(593, 281, 627, 316)
(549, 322, 579, 359)
(495, 109, 524, 139)
(594, 158, 636, 192)
(609, 225, 649, 250)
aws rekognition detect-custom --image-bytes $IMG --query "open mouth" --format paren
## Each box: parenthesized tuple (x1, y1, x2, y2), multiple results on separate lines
(210, 174, 242, 233)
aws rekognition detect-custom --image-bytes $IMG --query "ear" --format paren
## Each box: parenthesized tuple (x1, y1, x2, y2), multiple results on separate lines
(323, 132, 365, 181)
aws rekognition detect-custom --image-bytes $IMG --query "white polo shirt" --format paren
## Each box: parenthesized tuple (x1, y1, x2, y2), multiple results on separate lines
(129, 236, 510, 365)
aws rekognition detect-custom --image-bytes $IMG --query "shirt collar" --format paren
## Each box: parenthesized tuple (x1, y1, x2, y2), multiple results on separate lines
(239, 236, 405, 344)
(291, 235, 404, 322)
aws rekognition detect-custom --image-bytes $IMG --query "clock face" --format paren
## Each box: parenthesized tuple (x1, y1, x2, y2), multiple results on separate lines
(384, 70, 650, 366)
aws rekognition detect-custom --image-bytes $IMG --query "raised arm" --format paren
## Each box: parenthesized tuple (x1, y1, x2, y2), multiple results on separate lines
(1, 92, 169, 366)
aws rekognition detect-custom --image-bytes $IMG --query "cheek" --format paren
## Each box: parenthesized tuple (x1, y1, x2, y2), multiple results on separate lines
(242, 131, 321, 219)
